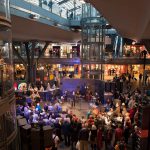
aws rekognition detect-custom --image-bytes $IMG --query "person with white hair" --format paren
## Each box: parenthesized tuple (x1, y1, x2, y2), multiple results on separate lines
(46, 83, 51, 91)
(40, 85, 44, 92)
(32, 111, 39, 123)
(48, 103, 54, 112)
(24, 104, 31, 120)
(105, 115, 111, 126)
(131, 125, 138, 150)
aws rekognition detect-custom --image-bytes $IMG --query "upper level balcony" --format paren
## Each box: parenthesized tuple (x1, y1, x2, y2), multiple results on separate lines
(13, 52, 150, 65)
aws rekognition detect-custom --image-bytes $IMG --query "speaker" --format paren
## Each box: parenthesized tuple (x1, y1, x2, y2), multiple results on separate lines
(20, 124, 31, 150)
(31, 128, 41, 150)
(43, 126, 53, 147)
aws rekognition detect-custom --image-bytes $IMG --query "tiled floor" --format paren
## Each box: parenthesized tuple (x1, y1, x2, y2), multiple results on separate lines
(58, 100, 107, 150)
(61, 99, 90, 118)
(58, 101, 133, 150)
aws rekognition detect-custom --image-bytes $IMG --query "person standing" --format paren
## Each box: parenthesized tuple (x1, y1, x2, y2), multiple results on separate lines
(78, 124, 89, 150)
(104, 128, 113, 150)
(124, 125, 130, 144)
(51, 130, 60, 150)
(71, 91, 76, 107)
(128, 74, 131, 83)
(97, 126, 103, 150)
(139, 73, 142, 82)
(145, 74, 148, 85)
(115, 125, 123, 145)
(131, 126, 138, 150)
(90, 125, 97, 150)
(62, 120, 71, 146)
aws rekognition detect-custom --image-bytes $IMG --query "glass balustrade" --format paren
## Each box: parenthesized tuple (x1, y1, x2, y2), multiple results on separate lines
(0, 1, 18, 149)
(0, 0, 10, 20)
(0, 0, 13, 99)
(23, 0, 82, 20)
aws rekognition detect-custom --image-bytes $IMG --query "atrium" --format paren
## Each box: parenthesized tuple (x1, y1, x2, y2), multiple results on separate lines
(0, 0, 150, 150)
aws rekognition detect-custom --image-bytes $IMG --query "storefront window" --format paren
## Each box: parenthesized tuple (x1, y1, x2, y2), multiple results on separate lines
(123, 45, 149, 58)
(14, 64, 26, 80)
(44, 44, 80, 58)
(36, 64, 81, 81)
(0, 31, 13, 97)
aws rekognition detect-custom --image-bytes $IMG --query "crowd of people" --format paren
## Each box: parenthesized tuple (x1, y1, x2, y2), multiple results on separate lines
(16, 76, 150, 150)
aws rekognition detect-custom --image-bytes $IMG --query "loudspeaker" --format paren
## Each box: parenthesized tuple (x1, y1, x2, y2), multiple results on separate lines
(31, 128, 41, 150)
(43, 126, 53, 147)
(20, 124, 31, 150)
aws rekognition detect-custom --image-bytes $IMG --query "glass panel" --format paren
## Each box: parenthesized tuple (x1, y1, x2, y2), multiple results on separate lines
(0, 0, 10, 19)
(0, 29, 13, 97)
(24, 0, 83, 19)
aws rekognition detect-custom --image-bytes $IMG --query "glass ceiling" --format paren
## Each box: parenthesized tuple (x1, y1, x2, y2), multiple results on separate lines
(54, 0, 83, 11)
(24, 0, 85, 19)
(54, 0, 84, 19)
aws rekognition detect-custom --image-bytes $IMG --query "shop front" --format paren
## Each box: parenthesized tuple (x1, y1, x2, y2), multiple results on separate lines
(14, 64, 26, 81)
(123, 44, 150, 58)
(36, 64, 81, 83)
(44, 43, 80, 58)
(104, 65, 128, 77)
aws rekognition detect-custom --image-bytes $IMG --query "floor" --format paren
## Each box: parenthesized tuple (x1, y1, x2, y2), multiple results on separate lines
(61, 99, 89, 118)
(45, 79, 139, 150)
(58, 100, 110, 150)
(58, 100, 133, 150)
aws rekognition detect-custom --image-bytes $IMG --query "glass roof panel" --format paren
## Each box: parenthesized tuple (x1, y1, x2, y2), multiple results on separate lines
(54, 0, 83, 11)
(24, 0, 85, 19)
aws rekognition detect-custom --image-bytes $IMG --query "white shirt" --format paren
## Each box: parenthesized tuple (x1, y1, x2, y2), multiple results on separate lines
(76, 141, 80, 150)
(52, 134, 60, 148)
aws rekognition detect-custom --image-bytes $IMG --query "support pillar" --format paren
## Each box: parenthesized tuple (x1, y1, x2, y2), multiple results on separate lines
(23, 41, 49, 84)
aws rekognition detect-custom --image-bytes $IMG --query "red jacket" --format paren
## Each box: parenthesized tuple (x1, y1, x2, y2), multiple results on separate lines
(115, 127, 123, 141)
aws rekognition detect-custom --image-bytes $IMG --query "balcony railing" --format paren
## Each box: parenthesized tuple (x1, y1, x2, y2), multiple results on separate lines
(23, 0, 82, 20)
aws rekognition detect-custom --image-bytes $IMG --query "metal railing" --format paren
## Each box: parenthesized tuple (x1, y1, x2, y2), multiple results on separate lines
(23, 0, 82, 20)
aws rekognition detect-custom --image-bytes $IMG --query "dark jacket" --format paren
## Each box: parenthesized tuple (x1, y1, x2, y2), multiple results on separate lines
(62, 121, 71, 135)
(90, 129, 97, 141)
(79, 128, 89, 141)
